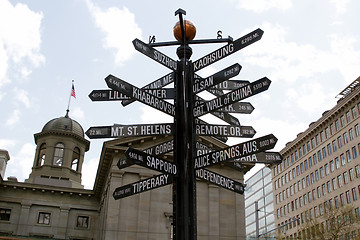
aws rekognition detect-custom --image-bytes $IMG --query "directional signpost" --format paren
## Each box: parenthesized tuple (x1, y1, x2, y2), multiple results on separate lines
(86, 9, 281, 240)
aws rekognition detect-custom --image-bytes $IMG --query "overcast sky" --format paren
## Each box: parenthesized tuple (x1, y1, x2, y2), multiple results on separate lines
(1, 0, 359, 189)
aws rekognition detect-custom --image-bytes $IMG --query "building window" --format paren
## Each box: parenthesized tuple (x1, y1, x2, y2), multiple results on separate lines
(355, 124, 360, 137)
(71, 147, 80, 171)
(76, 216, 89, 228)
(327, 144, 332, 156)
(351, 148, 358, 161)
(341, 115, 345, 127)
(332, 140, 337, 152)
(317, 151, 322, 161)
(338, 136, 343, 148)
(352, 107, 358, 118)
(305, 160, 308, 171)
(313, 154, 318, 165)
(343, 172, 349, 184)
(309, 156, 313, 168)
(37, 143, 46, 166)
(38, 212, 51, 225)
(340, 193, 345, 206)
(349, 168, 355, 181)
(346, 191, 352, 204)
(316, 134, 320, 145)
(322, 147, 327, 158)
(330, 160, 335, 172)
(322, 184, 326, 196)
(326, 181, 331, 193)
(325, 163, 329, 175)
(0, 208, 11, 221)
(337, 175, 343, 188)
(343, 132, 349, 144)
(352, 188, 358, 201)
(355, 165, 360, 177)
(346, 150, 351, 162)
(332, 178, 337, 190)
(346, 111, 351, 122)
(349, 128, 354, 141)
(311, 138, 315, 148)
(53, 143, 65, 166)
(320, 167, 324, 178)
(340, 154, 346, 166)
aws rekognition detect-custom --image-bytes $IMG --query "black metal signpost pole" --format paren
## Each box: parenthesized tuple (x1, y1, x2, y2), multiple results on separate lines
(86, 8, 282, 240)
(173, 9, 196, 240)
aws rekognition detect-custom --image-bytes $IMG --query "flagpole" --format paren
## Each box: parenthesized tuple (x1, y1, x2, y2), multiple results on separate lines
(66, 80, 75, 117)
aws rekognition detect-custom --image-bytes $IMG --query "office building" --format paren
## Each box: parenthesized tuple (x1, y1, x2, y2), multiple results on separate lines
(245, 166, 276, 239)
(271, 77, 360, 239)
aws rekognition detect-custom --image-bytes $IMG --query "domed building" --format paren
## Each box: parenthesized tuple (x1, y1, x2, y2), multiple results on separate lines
(26, 113, 90, 188)
(0, 111, 251, 239)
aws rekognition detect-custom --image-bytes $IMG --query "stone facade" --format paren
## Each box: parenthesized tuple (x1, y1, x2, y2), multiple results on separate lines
(0, 116, 250, 239)
(271, 78, 360, 239)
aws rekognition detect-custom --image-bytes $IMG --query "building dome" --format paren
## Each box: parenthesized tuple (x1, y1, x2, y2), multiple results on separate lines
(42, 114, 84, 138)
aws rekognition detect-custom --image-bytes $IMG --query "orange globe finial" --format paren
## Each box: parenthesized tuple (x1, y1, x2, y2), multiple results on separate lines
(173, 20, 196, 42)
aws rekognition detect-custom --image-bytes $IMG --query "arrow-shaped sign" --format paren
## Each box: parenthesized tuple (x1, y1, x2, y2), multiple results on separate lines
(193, 63, 241, 94)
(196, 142, 243, 172)
(125, 148, 177, 176)
(106, 74, 175, 117)
(133, 38, 177, 71)
(210, 80, 250, 90)
(85, 123, 174, 139)
(195, 124, 256, 138)
(194, 96, 240, 127)
(231, 151, 283, 164)
(194, 134, 277, 169)
(89, 88, 175, 102)
(216, 102, 254, 114)
(193, 77, 271, 118)
(118, 139, 174, 170)
(113, 173, 173, 200)
(89, 89, 131, 101)
(195, 168, 244, 194)
(143, 139, 174, 156)
(122, 72, 174, 106)
(193, 28, 264, 71)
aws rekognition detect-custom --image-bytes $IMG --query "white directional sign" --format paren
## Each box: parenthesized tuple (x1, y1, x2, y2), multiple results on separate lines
(106, 74, 176, 117)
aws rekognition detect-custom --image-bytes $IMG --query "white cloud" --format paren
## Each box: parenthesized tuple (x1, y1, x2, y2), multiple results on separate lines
(86, 1, 142, 66)
(234, 0, 292, 13)
(240, 22, 360, 84)
(14, 88, 31, 108)
(0, 1, 45, 86)
(6, 109, 21, 126)
(71, 107, 85, 120)
(140, 106, 173, 123)
(4, 142, 35, 181)
(0, 139, 16, 149)
(330, 0, 351, 15)
(81, 157, 99, 189)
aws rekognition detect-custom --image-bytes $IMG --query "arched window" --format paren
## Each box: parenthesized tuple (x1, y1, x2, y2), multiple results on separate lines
(37, 143, 46, 166)
(71, 147, 80, 171)
(53, 143, 65, 166)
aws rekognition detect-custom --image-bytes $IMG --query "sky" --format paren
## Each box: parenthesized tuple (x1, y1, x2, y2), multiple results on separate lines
(1, 0, 360, 189)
